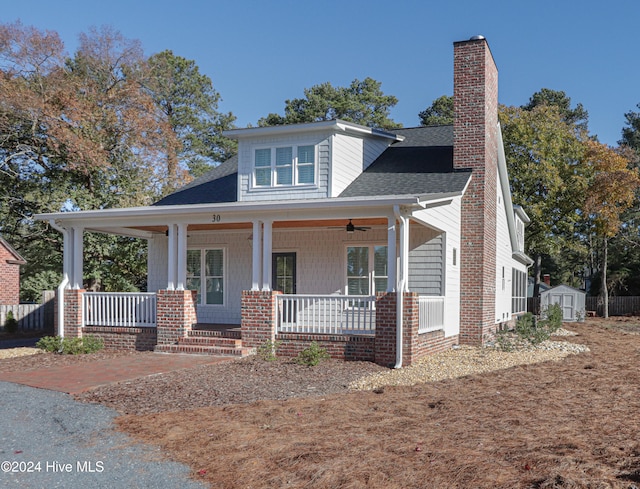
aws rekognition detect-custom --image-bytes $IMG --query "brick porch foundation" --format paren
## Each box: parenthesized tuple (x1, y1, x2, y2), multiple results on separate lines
(57, 289, 458, 363)
(156, 289, 197, 345)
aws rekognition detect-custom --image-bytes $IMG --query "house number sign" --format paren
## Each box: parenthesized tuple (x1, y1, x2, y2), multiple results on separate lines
(211, 214, 222, 223)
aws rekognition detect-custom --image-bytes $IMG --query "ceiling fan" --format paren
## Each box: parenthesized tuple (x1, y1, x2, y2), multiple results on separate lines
(330, 219, 371, 233)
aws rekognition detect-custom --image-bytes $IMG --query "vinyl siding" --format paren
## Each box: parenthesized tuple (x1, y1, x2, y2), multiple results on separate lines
(409, 230, 444, 295)
(495, 171, 516, 323)
(330, 133, 363, 197)
(237, 133, 331, 201)
(412, 196, 462, 337)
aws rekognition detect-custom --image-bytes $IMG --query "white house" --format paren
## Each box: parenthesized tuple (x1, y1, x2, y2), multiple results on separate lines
(36, 36, 532, 367)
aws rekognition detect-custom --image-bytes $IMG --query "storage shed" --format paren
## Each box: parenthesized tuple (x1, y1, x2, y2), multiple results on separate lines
(540, 285, 586, 322)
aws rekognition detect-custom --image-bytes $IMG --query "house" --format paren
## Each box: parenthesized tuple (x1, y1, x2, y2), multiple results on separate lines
(35, 36, 532, 367)
(0, 235, 26, 305)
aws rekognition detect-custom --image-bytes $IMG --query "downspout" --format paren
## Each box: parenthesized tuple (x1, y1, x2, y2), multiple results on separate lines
(393, 205, 406, 369)
(49, 220, 70, 339)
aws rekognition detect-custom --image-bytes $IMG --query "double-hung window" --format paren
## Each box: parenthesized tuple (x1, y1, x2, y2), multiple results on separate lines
(253, 144, 315, 187)
(186, 248, 224, 305)
(346, 245, 388, 295)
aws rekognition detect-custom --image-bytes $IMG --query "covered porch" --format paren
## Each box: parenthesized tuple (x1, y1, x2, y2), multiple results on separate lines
(39, 195, 459, 366)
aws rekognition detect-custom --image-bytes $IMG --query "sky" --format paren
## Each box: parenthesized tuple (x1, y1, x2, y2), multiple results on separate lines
(2, 0, 638, 146)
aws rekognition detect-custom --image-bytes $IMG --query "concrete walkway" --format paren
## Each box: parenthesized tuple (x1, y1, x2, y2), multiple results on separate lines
(0, 353, 233, 394)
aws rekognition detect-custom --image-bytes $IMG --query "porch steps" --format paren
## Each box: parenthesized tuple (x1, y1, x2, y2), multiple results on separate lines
(154, 328, 253, 357)
(154, 344, 254, 357)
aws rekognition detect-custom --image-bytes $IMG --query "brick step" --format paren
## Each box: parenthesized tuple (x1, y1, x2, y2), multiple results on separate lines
(155, 344, 255, 357)
(180, 335, 243, 348)
(189, 328, 242, 339)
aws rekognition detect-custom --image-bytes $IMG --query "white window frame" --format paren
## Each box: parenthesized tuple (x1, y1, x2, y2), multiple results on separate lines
(345, 244, 388, 296)
(511, 269, 527, 314)
(252, 144, 317, 189)
(186, 247, 226, 306)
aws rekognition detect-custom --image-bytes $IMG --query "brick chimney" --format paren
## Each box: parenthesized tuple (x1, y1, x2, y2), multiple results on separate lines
(453, 36, 499, 345)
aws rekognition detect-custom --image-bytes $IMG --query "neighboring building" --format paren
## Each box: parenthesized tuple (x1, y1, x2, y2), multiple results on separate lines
(540, 285, 586, 322)
(0, 236, 26, 305)
(36, 36, 532, 366)
(527, 276, 551, 298)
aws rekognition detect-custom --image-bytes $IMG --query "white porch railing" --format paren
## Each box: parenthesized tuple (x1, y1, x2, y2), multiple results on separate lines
(418, 296, 445, 333)
(83, 292, 157, 328)
(277, 294, 375, 335)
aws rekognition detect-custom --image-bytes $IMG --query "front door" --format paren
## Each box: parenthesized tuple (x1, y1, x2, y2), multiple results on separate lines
(272, 252, 296, 294)
(273, 253, 296, 323)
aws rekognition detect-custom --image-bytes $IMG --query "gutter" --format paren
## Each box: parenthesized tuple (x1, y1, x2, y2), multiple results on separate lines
(48, 220, 69, 339)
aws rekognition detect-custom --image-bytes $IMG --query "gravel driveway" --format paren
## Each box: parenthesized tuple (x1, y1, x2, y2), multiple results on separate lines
(0, 382, 206, 489)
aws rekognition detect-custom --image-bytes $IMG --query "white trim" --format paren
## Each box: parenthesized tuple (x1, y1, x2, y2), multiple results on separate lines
(224, 118, 404, 142)
(35, 197, 424, 228)
(345, 243, 389, 296)
(497, 122, 533, 265)
(250, 143, 319, 190)
(186, 246, 227, 307)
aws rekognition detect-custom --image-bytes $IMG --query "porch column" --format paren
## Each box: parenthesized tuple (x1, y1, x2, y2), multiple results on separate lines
(71, 226, 84, 289)
(251, 220, 262, 291)
(262, 219, 272, 291)
(176, 223, 188, 290)
(166, 223, 177, 290)
(399, 215, 410, 292)
(62, 224, 73, 288)
(387, 214, 397, 292)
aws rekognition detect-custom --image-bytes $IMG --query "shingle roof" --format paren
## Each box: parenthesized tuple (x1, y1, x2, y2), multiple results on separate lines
(339, 125, 471, 198)
(153, 155, 238, 206)
(154, 125, 471, 206)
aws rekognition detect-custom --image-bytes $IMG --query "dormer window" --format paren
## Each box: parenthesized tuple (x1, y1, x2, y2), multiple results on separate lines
(253, 145, 315, 188)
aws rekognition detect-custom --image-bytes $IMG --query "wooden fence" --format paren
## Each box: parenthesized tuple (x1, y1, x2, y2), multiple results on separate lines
(528, 296, 640, 317)
(0, 291, 55, 332)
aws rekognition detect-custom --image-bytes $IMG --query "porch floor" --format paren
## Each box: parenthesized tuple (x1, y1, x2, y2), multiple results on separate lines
(192, 323, 241, 334)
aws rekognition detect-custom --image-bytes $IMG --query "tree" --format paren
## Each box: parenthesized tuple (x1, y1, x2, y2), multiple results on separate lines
(583, 141, 640, 317)
(499, 104, 589, 296)
(259, 77, 401, 130)
(418, 95, 453, 126)
(522, 88, 589, 132)
(0, 23, 183, 294)
(145, 50, 237, 182)
(620, 103, 640, 157)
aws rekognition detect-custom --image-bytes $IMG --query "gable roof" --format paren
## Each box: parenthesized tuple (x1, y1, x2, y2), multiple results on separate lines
(339, 125, 471, 199)
(153, 155, 238, 206)
(0, 236, 26, 265)
(153, 125, 471, 207)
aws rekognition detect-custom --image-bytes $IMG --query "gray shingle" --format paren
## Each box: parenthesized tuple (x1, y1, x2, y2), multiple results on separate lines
(339, 126, 471, 198)
(153, 156, 238, 206)
(154, 125, 470, 205)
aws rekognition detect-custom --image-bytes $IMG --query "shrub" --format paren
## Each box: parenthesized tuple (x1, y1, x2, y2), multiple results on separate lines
(36, 335, 104, 354)
(35, 336, 63, 352)
(3, 311, 18, 334)
(539, 303, 563, 334)
(256, 339, 281, 361)
(295, 341, 330, 366)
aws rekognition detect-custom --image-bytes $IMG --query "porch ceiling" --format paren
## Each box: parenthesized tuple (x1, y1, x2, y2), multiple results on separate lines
(131, 218, 390, 234)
